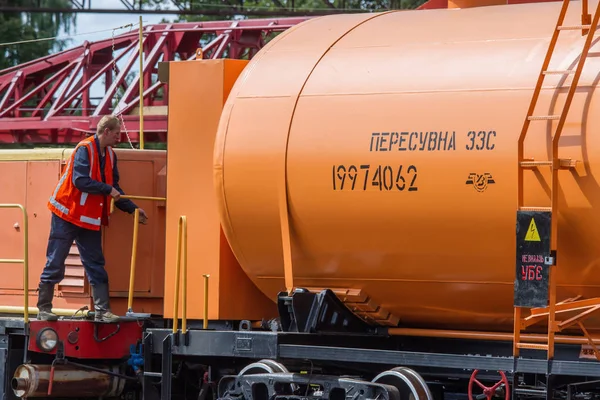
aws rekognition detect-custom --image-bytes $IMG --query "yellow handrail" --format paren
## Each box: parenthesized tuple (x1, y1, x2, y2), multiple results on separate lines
(138, 15, 145, 150)
(112, 194, 166, 315)
(203, 274, 210, 329)
(173, 216, 187, 333)
(170, 217, 210, 332)
(110, 194, 166, 213)
(127, 208, 140, 312)
(0, 204, 29, 323)
(0, 306, 90, 317)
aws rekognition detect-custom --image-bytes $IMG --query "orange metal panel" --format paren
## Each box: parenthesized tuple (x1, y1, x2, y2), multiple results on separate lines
(27, 161, 91, 311)
(105, 161, 157, 293)
(59, 243, 87, 297)
(0, 149, 166, 316)
(163, 59, 277, 321)
(0, 157, 91, 309)
(0, 161, 27, 292)
(103, 149, 167, 316)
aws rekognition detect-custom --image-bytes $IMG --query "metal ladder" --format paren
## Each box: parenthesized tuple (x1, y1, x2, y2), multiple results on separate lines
(513, 0, 600, 362)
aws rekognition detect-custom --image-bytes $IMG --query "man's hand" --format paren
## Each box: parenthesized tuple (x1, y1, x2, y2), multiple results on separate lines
(110, 187, 121, 201)
(138, 208, 148, 225)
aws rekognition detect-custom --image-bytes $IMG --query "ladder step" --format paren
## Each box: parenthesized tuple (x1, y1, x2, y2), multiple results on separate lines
(528, 115, 560, 120)
(520, 160, 553, 167)
(543, 69, 574, 75)
(558, 24, 591, 30)
(516, 342, 549, 350)
(559, 158, 578, 168)
(519, 207, 552, 212)
(520, 159, 578, 168)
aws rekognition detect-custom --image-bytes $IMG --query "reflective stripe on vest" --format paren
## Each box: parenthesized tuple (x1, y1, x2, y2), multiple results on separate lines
(79, 141, 95, 206)
(80, 215, 101, 226)
(49, 154, 73, 215)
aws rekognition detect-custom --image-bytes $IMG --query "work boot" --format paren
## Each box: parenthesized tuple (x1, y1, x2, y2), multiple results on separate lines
(36, 283, 58, 321)
(91, 283, 119, 323)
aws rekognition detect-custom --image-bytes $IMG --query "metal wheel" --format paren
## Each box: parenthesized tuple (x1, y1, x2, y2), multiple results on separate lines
(372, 367, 434, 400)
(218, 359, 293, 398)
(238, 359, 289, 375)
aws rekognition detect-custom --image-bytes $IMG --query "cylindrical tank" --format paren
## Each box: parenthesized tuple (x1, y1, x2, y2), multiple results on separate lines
(213, 1, 600, 332)
(11, 364, 126, 398)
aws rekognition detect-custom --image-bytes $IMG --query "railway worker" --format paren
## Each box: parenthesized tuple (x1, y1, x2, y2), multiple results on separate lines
(36, 115, 148, 323)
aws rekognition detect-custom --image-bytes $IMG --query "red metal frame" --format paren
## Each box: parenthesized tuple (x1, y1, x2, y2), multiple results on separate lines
(28, 320, 143, 359)
(0, 2, 562, 144)
(0, 17, 309, 144)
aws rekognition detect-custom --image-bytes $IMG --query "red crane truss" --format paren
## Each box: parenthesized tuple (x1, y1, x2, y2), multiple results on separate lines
(0, 17, 310, 145)
(0, 0, 562, 145)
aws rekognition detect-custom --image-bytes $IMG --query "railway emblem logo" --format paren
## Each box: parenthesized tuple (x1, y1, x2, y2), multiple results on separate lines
(465, 172, 495, 192)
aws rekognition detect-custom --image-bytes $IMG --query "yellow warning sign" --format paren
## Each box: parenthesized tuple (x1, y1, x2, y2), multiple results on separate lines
(525, 218, 541, 242)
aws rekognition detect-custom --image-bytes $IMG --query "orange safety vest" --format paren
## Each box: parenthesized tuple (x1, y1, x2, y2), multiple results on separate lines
(47, 135, 115, 231)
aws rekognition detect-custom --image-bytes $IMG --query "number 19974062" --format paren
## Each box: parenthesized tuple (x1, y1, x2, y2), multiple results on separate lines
(332, 164, 418, 191)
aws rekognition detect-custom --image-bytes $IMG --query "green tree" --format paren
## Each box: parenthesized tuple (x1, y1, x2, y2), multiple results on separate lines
(0, 0, 77, 70)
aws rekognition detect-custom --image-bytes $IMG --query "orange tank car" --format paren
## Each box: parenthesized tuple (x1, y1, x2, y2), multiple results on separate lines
(214, 0, 600, 333)
(6, 4, 600, 400)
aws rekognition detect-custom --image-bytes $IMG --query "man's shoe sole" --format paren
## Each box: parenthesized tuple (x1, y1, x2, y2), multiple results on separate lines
(37, 312, 58, 321)
(95, 315, 120, 323)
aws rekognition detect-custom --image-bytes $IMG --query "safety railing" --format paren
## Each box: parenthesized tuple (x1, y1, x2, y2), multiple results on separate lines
(172, 215, 210, 334)
(0, 204, 29, 323)
(202, 273, 209, 329)
(0, 203, 93, 320)
(110, 194, 166, 316)
(173, 216, 187, 333)
(128, 207, 141, 315)
(110, 194, 166, 214)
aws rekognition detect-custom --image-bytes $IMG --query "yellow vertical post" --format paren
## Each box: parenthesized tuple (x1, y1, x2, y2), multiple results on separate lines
(203, 274, 209, 329)
(181, 217, 187, 333)
(127, 208, 140, 312)
(139, 15, 145, 150)
(172, 216, 187, 333)
(23, 206, 28, 323)
(172, 220, 181, 333)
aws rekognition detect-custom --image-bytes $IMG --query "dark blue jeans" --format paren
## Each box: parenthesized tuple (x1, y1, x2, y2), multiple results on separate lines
(40, 213, 108, 286)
